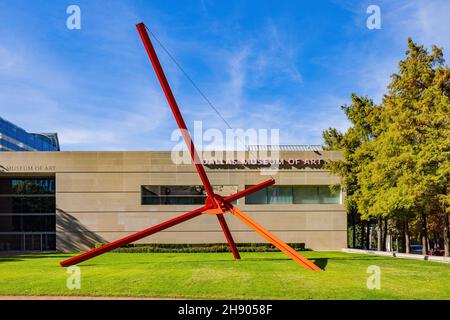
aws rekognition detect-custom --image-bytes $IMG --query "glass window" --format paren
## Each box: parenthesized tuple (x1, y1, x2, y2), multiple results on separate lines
(141, 196, 161, 205)
(0, 178, 56, 251)
(0, 234, 23, 251)
(0, 197, 55, 214)
(0, 178, 56, 214)
(141, 185, 237, 205)
(318, 186, 340, 204)
(12, 179, 55, 194)
(42, 234, 56, 251)
(293, 186, 319, 204)
(267, 186, 293, 204)
(161, 196, 205, 205)
(246, 185, 341, 205)
(245, 189, 268, 204)
(0, 178, 55, 195)
(24, 234, 41, 251)
(0, 215, 55, 232)
(0, 215, 21, 232)
(23, 216, 44, 232)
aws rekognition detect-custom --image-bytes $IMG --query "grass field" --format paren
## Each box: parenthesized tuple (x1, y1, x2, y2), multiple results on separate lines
(0, 251, 449, 299)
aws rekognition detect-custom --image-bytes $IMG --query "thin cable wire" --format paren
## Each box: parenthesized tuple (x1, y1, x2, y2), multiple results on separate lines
(144, 25, 234, 131)
(143, 24, 276, 179)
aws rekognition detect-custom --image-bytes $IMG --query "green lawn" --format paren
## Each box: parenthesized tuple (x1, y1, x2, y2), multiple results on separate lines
(0, 251, 449, 299)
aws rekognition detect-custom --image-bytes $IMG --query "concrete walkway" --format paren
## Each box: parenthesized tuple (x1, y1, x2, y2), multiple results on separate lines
(342, 248, 450, 264)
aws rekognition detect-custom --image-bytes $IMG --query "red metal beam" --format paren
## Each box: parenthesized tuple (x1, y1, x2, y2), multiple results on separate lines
(224, 179, 275, 203)
(216, 214, 241, 259)
(58, 22, 318, 271)
(60, 206, 208, 267)
(136, 23, 215, 199)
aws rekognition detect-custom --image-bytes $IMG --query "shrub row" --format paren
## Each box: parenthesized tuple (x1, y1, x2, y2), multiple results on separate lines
(94, 242, 306, 253)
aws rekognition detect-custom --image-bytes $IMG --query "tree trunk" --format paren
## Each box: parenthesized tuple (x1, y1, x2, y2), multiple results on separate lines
(444, 209, 449, 257)
(404, 219, 410, 254)
(382, 218, 388, 251)
(351, 211, 356, 248)
(421, 213, 428, 255)
(360, 220, 366, 249)
(367, 220, 371, 249)
(401, 220, 406, 252)
(377, 217, 382, 251)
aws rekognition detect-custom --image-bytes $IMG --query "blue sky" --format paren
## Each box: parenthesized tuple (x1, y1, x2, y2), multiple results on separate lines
(0, 0, 449, 150)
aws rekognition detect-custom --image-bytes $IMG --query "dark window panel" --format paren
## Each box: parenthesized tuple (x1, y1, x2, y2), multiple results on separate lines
(24, 234, 41, 251)
(245, 185, 341, 204)
(293, 186, 319, 204)
(0, 178, 55, 195)
(318, 186, 340, 204)
(0, 215, 21, 232)
(42, 234, 56, 251)
(267, 186, 293, 204)
(0, 215, 55, 232)
(141, 186, 160, 196)
(142, 185, 206, 197)
(142, 196, 206, 205)
(0, 234, 23, 251)
(141, 197, 161, 205)
(245, 188, 268, 204)
(161, 196, 206, 205)
(141, 185, 237, 205)
(0, 196, 55, 214)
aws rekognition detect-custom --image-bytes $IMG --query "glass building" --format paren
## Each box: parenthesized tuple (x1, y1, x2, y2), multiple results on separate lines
(0, 178, 56, 251)
(0, 116, 60, 151)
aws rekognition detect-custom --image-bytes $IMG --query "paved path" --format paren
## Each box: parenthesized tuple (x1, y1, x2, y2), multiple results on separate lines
(342, 248, 450, 264)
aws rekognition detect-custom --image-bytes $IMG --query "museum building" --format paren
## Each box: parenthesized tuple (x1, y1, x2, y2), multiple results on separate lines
(0, 149, 346, 252)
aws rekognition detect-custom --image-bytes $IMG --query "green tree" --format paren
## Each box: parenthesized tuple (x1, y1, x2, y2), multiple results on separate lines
(323, 94, 380, 249)
(324, 39, 450, 255)
(371, 39, 450, 255)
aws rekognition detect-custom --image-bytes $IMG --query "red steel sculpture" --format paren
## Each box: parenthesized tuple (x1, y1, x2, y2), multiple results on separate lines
(60, 22, 321, 271)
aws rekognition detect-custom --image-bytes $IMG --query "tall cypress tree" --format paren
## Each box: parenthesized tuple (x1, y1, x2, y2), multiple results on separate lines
(324, 39, 450, 255)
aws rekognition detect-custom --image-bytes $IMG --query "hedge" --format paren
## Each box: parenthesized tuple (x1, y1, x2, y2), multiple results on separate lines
(94, 242, 307, 253)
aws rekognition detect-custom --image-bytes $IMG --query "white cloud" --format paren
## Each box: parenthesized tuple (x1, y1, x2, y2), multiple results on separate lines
(225, 46, 250, 113)
(393, 1, 450, 50)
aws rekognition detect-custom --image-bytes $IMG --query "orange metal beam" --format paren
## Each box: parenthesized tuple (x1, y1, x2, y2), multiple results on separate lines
(228, 206, 321, 271)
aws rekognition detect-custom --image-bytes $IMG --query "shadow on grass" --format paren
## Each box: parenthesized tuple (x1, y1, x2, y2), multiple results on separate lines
(1, 252, 397, 268)
(76, 255, 398, 270)
(78, 256, 328, 268)
(0, 254, 73, 264)
(77, 259, 278, 267)
(312, 258, 328, 270)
